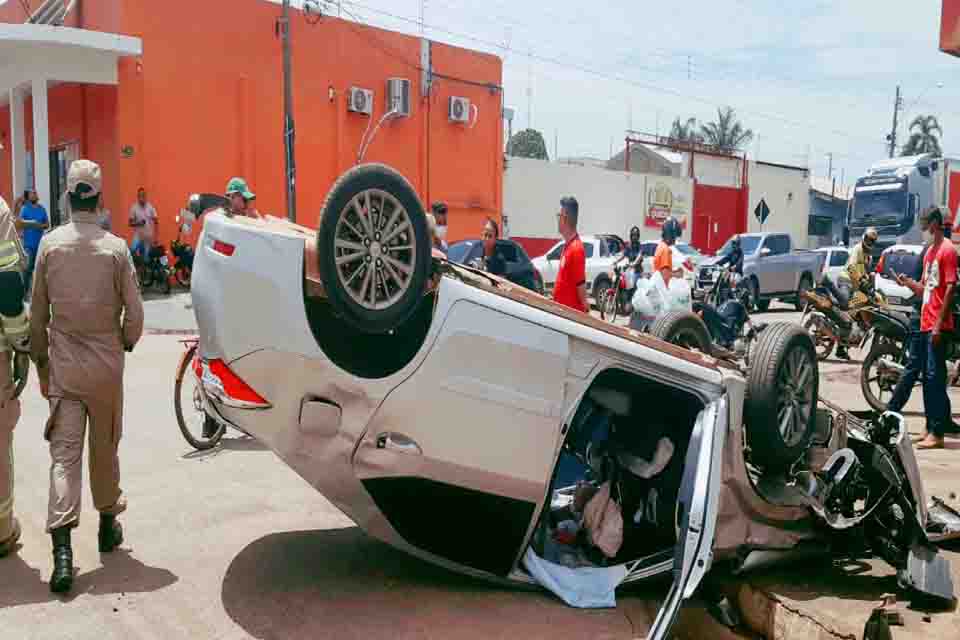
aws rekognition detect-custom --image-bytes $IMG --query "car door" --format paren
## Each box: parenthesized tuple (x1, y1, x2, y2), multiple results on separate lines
(352, 301, 570, 577)
(828, 249, 848, 284)
(541, 242, 564, 287)
(757, 234, 788, 294)
(646, 395, 728, 640)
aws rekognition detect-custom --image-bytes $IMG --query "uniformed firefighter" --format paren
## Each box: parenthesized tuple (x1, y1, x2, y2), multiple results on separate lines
(0, 195, 27, 557)
(30, 160, 144, 593)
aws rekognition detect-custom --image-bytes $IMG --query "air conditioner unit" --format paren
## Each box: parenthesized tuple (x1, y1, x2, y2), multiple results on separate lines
(448, 96, 471, 124)
(347, 87, 373, 115)
(386, 78, 411, 116)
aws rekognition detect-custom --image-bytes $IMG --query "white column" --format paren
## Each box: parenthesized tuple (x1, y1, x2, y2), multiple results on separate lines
(31, 79, 51, 212)
(8, 86, 26, 198)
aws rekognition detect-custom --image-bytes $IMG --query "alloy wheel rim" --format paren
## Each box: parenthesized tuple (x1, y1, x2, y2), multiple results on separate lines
(776, 347, 814, 447)
(334, 189, 417, 311)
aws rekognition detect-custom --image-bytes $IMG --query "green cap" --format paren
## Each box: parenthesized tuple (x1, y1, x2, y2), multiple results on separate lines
(225, 177, 255, 200)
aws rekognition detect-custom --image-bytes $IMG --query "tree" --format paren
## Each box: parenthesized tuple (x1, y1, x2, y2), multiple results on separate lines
(699, 107, 754, 152)
(668, 117, 703, 144)
(901, 115, 943, 157)
(508, 128, 549, 160)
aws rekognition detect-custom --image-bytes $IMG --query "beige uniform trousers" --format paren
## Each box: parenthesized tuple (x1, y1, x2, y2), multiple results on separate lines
(0, 350, 19, 543)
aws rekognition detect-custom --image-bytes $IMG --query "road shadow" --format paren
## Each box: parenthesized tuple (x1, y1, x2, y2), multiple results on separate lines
(0, 549, 177, 608)
(181, 434, 268, 461)
(221, 527, 666, 640)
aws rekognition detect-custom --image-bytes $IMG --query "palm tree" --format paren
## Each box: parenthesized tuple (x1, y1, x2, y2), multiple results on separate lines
(668, 117, 702, 144)
(901, 115, 943, 157)
(699, 107, 753, 152)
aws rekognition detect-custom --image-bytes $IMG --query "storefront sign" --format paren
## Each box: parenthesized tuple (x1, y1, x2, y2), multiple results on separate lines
(645, 180, 690, 229)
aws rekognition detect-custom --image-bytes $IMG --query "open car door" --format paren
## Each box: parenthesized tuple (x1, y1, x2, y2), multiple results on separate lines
(646, 395, 727, 639)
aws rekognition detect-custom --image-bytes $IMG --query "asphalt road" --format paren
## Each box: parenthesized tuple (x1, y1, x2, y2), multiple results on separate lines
(1, 296, 958, 639)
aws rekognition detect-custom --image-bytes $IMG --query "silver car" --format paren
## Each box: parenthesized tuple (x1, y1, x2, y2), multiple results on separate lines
(187, 165, 955, 632)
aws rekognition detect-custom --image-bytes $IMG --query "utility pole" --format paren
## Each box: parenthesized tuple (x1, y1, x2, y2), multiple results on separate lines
(280, 0, 297, 222)
(887, 85, 902, 159)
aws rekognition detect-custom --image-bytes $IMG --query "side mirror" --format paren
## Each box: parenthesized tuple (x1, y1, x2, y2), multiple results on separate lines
(760, 247, 772, 256)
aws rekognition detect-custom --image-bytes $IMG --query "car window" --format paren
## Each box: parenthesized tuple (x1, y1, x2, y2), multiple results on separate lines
(547, 244, 563, 260)
(598, 240, 609, 258)
(829, 250, 848, 267)
(764, 235, 789, 255)
(641, 242, 657, 257)
(606, 237, 624, 255)
(447, 241, 476, 264)
(584, 242, 595, 258)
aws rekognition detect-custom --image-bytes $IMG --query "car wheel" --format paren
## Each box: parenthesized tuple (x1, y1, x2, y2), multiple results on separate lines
(745, 321, 818, 472)
(650, 311, 713, 355)
(140, 266, 154, 289)
(175, 266, 191, 288)
(795, 274, 813, 312)
(860, 339, 903, 412)
(317, 164, 431, 334)
(161, 270, 172, 295)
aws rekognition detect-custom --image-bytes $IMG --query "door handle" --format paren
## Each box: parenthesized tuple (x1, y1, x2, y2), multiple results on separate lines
(376, 432, 422, 455)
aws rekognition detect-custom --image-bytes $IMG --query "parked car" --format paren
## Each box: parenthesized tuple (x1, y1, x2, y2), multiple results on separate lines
(874, 244, 923, 310)
(696, 233, 826, 312)
(447, 238, 544, 294)
(638, 240, 698, 287)
(531, 234, 624, 303)
(813, 245, 850, 286)
(187, 164, 955, 628)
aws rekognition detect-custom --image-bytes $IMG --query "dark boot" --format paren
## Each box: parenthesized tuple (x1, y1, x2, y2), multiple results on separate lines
(50, 526, 73, 594)
(98, 514, 124, 553)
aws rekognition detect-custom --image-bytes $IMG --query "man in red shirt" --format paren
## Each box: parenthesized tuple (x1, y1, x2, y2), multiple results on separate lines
(552, 197, 589, 313)
(896, 207, 958, 449)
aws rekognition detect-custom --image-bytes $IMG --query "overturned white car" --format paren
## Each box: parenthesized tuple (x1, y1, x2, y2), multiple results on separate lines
(185, 165, 955, 635)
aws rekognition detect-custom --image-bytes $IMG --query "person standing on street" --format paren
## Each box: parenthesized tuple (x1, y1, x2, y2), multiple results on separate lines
(129, 187, 158, 259)
(19, 190, 50, 297)
(31, 160, 144, 593)
(431, 202, 449, 253)
(553, 196, 589, 313)
(655, 217, 682, 286)
(0, 194, 28, 558)
(894, 207, 957, 450)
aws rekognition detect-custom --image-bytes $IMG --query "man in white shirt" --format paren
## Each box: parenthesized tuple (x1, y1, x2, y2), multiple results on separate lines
(128, 187, 158, 258)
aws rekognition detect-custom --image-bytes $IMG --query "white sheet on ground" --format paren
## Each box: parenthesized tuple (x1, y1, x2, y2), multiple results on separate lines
(523, 547, 629, 608)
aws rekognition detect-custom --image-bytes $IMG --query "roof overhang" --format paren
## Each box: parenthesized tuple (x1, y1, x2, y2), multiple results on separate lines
(0, 24, 141, 97)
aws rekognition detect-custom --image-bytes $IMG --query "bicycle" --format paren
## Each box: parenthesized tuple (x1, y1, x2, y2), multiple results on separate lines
(173, 338, 226, 450)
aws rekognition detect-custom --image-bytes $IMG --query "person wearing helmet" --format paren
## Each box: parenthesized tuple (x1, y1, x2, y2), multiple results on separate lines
(623, 226, 644, 287)
(830, 227, 879, 359)
(717, 235, 744, 276)
(655, 217, 681, 285)
(31, 159, 144, 593)
(225, 177, 262, 220)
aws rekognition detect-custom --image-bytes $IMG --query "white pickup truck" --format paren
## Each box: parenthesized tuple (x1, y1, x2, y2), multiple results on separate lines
(696, 232, 827, 312)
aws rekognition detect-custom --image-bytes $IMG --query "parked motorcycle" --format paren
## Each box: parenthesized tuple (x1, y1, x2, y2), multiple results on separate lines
(860, 309, 960, 412)
(801, 282, 886, 361)
(171, 215, 194, 288)
(140, 243, 172, 295)
(599, 257, 636, 323)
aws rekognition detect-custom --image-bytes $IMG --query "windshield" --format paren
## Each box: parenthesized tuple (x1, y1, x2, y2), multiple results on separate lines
(717, 236, 761, 256)
(851, 189, 908, 227)
(447, 240, 478, 264)
(675, 243, 700, 256)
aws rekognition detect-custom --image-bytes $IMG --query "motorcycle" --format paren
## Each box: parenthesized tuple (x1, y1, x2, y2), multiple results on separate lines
(692, 268, 764, 361)
(801, 280, 886, 361)
(171, 215, 194, 288)
(860, 308, 960, 412)
(139, 243, 172, 295)
(599, 256, 636, 323)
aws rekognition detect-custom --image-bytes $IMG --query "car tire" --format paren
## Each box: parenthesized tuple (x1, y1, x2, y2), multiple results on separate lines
(317, 164, 431, 334)
(795, 274, 813, 312)
(650, 311, 713, 355)
(745, 321, 818, 472)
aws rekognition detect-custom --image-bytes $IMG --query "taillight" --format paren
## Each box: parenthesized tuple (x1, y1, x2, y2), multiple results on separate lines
(875, 254, 886, 275)
(212, 239, 235, 256)
(199, 358, 270, 409)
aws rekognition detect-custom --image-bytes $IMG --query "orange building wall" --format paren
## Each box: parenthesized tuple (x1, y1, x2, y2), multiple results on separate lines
(2, 0, 503, 252)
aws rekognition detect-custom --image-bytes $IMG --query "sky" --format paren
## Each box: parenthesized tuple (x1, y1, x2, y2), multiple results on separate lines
(312, 0, 959, 186)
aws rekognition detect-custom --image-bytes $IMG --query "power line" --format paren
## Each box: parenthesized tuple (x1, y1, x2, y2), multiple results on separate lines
(341, 0, 885, 148)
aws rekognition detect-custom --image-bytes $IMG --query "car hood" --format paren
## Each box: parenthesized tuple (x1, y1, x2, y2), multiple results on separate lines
(697, 255, 726, 269)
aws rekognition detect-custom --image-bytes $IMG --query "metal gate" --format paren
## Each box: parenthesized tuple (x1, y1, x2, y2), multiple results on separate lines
(692, 183, 746, 254)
